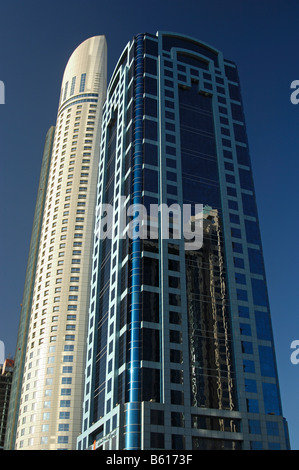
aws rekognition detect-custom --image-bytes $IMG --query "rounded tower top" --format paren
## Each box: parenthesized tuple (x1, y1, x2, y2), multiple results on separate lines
(58, 35, 107, 110)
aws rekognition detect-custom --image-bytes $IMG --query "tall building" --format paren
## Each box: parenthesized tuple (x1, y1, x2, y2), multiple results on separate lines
(77, 32, 289, 451)
(5, 126, 55, 449)
(10, 36, 107, 450)
(0, 359, 14, 449)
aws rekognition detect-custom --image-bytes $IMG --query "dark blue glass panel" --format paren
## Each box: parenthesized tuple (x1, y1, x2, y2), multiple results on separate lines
(263, 382, 281, 415)
(144, 56, 157, 75)
(230, 213, 240, 224)
(242, 341, 253, 354)
(240, 323, 251, 335)
(232, 242, 243, 253)
(144, 118, 157, 141)
(144, 38, 158, 56)
(144, 76, 157, 95)
(245, 220, 261, 245)
(234, 123, 247, 143)
(144, 168, 158, 193)
(259, 345, 276, 377)
(238, 306, 249, 318)
(248, 248, 264, 275)
(181, 152, 218, 181)
(247, 398, 259, 413)
(236, 145, 251, 166)
(266, 421, 279, 436)
(226, 174, 235, 184)
(237, 289, 248, 301)
(231, 227, 241, 238)
(250, 441, 263, 450)
(239, 168, 254, 190)
(248, 419, 261, 434)
(231, 103, 244, 121)
(177, 53, 209, 70)
(245, 378, 257, 393)
(251, 278, 268, 307)
(144, 142, 158, 166)
(144, 96, 157, 117)
(235, 273, 246, 284)
(182, 178, 220, 207)
(228, 199, 238, 210)
(229, 83, 242, 102)
(163, 35, 219, 66)
(224, 64, 239, 82)
(255, 310, 272, 341)
(227, 186, 237, 197)
(243, 360, 255, 373)
(242, 193, 257, 217)
(269, 443, 281, 450)
(234, 257, 244, 268)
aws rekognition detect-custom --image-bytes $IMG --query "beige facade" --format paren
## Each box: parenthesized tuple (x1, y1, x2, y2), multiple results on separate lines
(15, 36, 107, 450)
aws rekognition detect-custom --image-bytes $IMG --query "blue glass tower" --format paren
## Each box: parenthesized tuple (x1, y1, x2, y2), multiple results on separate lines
(77, 32, 290, 451)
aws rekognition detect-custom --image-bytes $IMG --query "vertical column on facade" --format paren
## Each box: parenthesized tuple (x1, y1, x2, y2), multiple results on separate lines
(124, 34, 144, 450)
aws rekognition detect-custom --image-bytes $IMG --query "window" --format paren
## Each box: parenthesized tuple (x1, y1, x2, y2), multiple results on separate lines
(58, 424, 69, 432)
(150, 432, 164, 449)
(79, 73, 86, 93)
(248, 419, 261, 435)
(60, 400, 71, 408)
(63, 356, 73, 362)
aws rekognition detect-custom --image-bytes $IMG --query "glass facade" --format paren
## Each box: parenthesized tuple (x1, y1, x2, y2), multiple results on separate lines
(77, 32, 289, 450)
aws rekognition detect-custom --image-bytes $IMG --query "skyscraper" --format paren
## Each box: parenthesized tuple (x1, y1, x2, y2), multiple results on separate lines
(9, 36, 107, 450)
(0, 359, 14, 449)
(5, 126, 55, 449)
(77, 32, 289, 451)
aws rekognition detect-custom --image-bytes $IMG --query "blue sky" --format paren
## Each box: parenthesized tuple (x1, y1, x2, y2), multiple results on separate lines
(0, 0, 298, 449)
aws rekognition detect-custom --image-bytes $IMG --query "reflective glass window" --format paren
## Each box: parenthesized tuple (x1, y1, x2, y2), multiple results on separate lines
(144, 75, 157, 96)
(255, 311, 272, 341)
(266, 421, 279, 436)
(259, 345, 276, 377)
(238, 305, 249, 318)
(150, 432, 164, 449)
(248, 248, 264, 274)
(251, 278, 268, 307)
(242, 193, 257, 217)
(263, 382, 281, 415)
(248, 419, 261, 434)
(232, 242, 243, 253)
(247, 398, 259, 413)
(245, 378, 257, 393)
(240, 323, 251, 336)
(239, 168, 253, 191)
(243, 359, 255, 373)
(234, 257, 244, 268)
(236, 145, 251, 166)
(242, 341, 253, 354)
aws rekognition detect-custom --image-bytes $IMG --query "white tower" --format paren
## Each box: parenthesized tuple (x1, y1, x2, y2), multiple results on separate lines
(15, 36, 107, 450)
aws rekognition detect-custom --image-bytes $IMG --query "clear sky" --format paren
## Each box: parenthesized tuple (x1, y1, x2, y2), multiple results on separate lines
(0, 0, 298, 450)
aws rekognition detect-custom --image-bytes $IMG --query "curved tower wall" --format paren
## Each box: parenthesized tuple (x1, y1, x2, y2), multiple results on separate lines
(14, 36, 107, 450)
